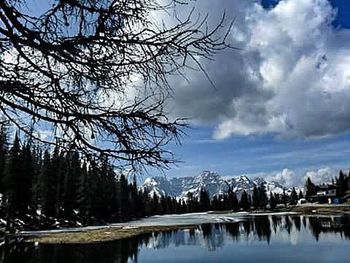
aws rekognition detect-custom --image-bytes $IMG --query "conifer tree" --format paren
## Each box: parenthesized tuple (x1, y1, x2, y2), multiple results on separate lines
(61, 152, 81, 219)
(248, 195, 252, 209)
(38, 150, 56, 218)
(211, 195, 219, 211)
(118, 174, 130, 217)
(19, 142, 35, 213)
(269, 192, 276, 210)
(298, 190, 304, 199)
(336, 170, 347, 197)
(259, 183, 268, 209)
(29, 144, 43, 215)
(274, 193, 281, 204)
(290, 187, 298, 205)
(232, 192, 239, 211)
(152, 192, 159, 215)
(282, 190, 288, 207)
(0, 124, 8, 193)
(86, 160, 102, 219)
(3, 133, 22, 230)
(252, 186, 259, 209)
(227, 189, 239, 211)
(99, 156, 117, 218)
(240, 191, 250, 211)
(305, 177, 316, 197)
(199, 188, 210, 212)
(129, 177, 141, 217)
(76, 162, 89, 222)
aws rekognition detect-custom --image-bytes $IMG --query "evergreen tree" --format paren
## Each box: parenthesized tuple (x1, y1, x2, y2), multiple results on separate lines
(336, 170, 347, 197)
(99, 156, 117, 218)
(61, 152, 81, 219)
(28, 144, 42, 218)
(258, 183, 268, 209)
(38, 150, 57, 218)
(252, 186, 259, 209)
(3, 133, 22, 230)
(76, 162, 89, 222)
(239, 191, 250, 211)
(20, 142, 36, 213)
(274, 193, 280, 204)
(159, 196, 166, 215)
(227, 189, 239, 211)
(129, 177, 142, 217)
(269, 192, 276, 210)
(49, 147, 63, 217)
(199, 188, 210, 212)
(232, 192, 239, 211)
(186, 192, 194, 213)
(118, 174, 130, 217)
(305, 177, 316, 197)
(0, 124, 8, 193)
(298, 190, 304, 199)
(282, 190, 288, 207)
(211, 195, 219, 211)
(290, 187, 298, 205)
(248, 195, 252, 209)
(152, 192, 159, 215)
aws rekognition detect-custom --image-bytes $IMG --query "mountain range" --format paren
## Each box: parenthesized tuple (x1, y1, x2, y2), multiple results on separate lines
(141, 171, 292, 199)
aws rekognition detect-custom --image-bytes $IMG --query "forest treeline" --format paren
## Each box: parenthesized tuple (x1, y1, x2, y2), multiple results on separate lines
(0, 128, 302, 231)
(305, 170, 350, 199)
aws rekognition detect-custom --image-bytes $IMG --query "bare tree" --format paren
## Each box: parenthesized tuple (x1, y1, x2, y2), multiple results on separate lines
(0, 0, 231, 169)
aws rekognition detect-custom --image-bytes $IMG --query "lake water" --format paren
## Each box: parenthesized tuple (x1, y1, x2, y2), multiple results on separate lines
(2, 214, 350, 262)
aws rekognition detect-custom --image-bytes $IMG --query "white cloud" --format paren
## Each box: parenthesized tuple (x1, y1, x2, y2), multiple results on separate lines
(258, 167, 339, 187)
(266, 168, 298, 187)
(170, 0, 350, 139)
(303, 167, 338, 184)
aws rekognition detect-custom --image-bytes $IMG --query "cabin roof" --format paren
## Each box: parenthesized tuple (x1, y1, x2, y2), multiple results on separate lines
(316, 184, 337, 190)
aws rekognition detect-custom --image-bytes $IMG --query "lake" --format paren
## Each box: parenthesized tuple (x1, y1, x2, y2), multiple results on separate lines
(2, 214, 350, 262)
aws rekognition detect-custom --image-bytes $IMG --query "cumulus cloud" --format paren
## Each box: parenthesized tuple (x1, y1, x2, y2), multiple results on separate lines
(261, 167, 339, 187)
(169, 0, 350, 139)
(266, 168, 298, 187)
(303, 167, 338, 184)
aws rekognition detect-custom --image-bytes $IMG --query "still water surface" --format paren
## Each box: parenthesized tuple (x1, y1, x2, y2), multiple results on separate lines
(2, 215, 350, 262)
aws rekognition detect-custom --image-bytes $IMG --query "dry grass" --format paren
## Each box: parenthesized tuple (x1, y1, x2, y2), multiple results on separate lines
(25, 205, 350, 244)
(26, 225, 196, 244)
(286, 204, 350, 215)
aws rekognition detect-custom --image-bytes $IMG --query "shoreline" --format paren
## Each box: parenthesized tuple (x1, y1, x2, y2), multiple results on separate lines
(18, 205, 350, 245)
(24, 224, 197, 245)
(281, 204, 350, 215)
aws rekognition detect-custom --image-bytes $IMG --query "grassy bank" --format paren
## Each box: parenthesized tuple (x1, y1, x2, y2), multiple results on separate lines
(23, 205, 350, 244)
(287, 204, 350, 215)
(25, 225, 196, 244)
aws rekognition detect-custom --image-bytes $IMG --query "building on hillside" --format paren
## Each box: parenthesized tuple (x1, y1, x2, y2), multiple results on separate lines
(341, 190, 350, 203)
(307, 184, 338, 204)
(316, 184, 337, 197)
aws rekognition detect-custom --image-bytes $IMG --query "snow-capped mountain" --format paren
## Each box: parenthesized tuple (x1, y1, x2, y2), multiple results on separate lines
(141, 171, 287, 199)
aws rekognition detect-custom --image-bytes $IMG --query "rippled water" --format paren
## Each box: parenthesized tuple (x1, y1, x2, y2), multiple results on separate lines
(2, 215, 350, 262)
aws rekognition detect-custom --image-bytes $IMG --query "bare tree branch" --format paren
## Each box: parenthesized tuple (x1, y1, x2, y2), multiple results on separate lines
(0, 0, 232, 170)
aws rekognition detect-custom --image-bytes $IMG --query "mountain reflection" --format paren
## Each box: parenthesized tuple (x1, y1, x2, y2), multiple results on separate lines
(2, 215, 350, 263)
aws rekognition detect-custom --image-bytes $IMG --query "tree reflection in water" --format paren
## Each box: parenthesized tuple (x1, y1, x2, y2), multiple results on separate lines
(2, 215, 350, 263)
(292, 216, 301, 232)
(254, 216, 271, 243)
(284, 216, 292, 234)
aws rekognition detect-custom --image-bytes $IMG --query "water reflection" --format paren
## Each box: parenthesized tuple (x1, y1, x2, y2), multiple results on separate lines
(2, 215, 350, 263)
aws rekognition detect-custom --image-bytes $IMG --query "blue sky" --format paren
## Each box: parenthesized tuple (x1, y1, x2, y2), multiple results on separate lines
(161, 0, 350, 181)
(20, 0, 350, 184)
(166, 126, 350, 177)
